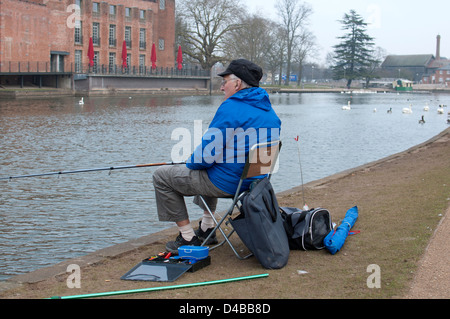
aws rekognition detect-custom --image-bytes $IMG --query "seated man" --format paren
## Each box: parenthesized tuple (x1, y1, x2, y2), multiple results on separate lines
(153, 59, 281, 253)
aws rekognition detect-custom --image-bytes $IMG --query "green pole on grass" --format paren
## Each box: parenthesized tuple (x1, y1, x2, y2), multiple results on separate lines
(49, 273, 269, 299)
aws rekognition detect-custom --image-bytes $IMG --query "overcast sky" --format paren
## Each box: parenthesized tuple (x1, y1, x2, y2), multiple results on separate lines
(243, 0, 449, 65)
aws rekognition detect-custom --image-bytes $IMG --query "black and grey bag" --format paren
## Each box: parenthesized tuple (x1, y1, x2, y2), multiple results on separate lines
(280, 207, 332, 250)
(230, 177, 290, 269)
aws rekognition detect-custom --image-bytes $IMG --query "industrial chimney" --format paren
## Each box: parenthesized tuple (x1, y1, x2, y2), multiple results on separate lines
(436, 34, 441, 60)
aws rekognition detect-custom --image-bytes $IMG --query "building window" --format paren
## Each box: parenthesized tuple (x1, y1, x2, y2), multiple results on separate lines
(125, 26, 132, 48)
(93, 52, 99, 72)
(158, 38, 165, 51)
(74, 20, 82, 44)
(160, 0, 165, 10)
(93, 2, 100, 18)
(109, 24, 116, 47)
(93, 23, 100, 46)
(140, 10, 145, 20)
(127, 54, 131, 70)
(109, 5, 116, 20)
(75, 50, 82, 73)
(139, 29, 146, 49)
(139, 54, 146, 73)
(109, 52, 116, 72)
(76, 0, 82, 14)
(125, 7, 131, 22)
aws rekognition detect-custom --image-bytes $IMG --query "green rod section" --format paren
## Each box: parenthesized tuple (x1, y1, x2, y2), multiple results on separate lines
(50, 273, 268, 299)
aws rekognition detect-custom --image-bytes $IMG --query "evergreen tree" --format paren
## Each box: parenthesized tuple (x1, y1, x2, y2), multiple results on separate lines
(332, 10, 376, 89)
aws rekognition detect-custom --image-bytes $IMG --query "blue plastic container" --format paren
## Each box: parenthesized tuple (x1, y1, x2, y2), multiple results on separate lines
(178, 246, 209, 260)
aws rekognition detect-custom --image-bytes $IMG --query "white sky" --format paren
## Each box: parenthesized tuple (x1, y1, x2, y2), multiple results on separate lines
(243, 0, 449, 65)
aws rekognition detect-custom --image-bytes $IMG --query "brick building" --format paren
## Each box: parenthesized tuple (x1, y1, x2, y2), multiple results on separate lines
(381, 35, 449, 83)
(0, 0, 176, 87)
(422, 64, 450, 86)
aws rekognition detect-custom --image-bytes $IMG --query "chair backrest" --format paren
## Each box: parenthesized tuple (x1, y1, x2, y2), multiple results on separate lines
(241, 140, 281, 180)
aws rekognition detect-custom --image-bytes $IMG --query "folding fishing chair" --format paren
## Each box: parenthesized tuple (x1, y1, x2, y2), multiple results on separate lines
(199, 140, 282, 259)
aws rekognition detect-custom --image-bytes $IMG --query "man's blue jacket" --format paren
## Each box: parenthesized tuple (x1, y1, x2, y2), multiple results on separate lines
(186, 87, 281, 195)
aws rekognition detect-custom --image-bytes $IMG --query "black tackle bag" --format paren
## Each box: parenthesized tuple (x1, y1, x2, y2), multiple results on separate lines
(230, 177, 290, 269)
(280, 207, 332, 250)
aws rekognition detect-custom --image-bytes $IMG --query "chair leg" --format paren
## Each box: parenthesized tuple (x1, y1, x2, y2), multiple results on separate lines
(198, 196, 252, 260)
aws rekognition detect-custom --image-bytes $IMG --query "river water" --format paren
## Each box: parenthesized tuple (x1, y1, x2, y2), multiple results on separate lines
(0, 91, 448, 280)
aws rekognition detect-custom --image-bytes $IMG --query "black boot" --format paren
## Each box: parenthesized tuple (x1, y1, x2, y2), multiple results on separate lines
(195, 221, 218, 245)
(165, 233, 201, 253)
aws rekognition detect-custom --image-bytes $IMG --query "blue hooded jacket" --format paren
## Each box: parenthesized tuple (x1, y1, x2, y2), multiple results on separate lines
(186, 87, 281, 194)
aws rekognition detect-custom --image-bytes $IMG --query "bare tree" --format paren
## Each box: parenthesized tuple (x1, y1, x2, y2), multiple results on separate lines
(225, 14, 274, 68)
(260, 23, 286, 85)
(176, 0, 243, 70)
(292, 30, 316, 85)
(276, 0, 312, 85)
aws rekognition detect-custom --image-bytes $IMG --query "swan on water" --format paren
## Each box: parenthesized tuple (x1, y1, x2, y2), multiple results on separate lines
(79, 97, 84, 105)
(423, 103, 429, 111)
(387, 107, 392, 113)
(342, 101, 351, 110)
(402, 104, 412, 114)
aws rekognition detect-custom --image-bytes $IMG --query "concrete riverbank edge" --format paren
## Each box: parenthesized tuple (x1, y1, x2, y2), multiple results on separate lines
(1, 85, 449, 99)
(1, 127, 449, 298)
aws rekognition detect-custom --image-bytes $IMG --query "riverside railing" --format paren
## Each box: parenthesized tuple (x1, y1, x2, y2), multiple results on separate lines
(81, 63, 210, 78)
(0, 61, 210, 78)
(0, 61, 68, 73)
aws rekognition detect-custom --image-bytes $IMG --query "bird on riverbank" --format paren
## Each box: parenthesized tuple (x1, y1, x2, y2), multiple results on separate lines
(402, 104, 412, 114)
(419, 115, 425, 124)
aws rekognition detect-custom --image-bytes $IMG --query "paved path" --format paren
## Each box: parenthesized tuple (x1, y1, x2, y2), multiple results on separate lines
(405, 205, 449, 298)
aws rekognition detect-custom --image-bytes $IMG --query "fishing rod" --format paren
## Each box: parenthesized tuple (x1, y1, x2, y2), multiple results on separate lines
(0, 161, 186, 181)
(294, 136, 309, 211)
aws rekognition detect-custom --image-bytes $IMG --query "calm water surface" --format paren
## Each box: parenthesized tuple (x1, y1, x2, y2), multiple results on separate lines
(0, 92, 449, 280)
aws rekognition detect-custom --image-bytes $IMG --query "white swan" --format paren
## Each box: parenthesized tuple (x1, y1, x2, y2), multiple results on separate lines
(437, 106, 444, 114)
(423, 103, 429, 111)
(79, 97, 84, 105)
(342, 101, 351, 110)
(402, 104, 412, 114)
